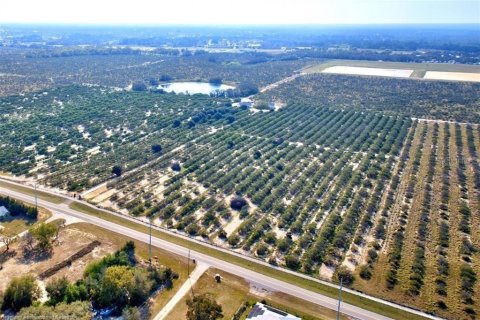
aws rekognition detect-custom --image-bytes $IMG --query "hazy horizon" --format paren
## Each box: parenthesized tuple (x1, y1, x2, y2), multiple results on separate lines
(1, 0, 479, 25)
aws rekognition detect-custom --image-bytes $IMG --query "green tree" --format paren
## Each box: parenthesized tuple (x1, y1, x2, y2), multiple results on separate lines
(64, 283, 88, 303)
(285, 255, 301, 270)
(29, 222, 58, 251)
(171, 162, 181, 171)
(130, 268, 154, 305)
(46, 276, 69, 305)
(14, 301, 91, 320)
(122, 306, 142, 320)
(2, 275, 41, 312)
(131, 82, 147, 91)
(151, 144, 162, 154)
(186, 294, 223, 320)
(112, 165, 123, 177)
(95, 265, 135, 309)
(336, 266, 356, 287)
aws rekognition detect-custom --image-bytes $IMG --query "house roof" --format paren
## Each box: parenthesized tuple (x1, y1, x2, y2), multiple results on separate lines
(246, 303, 301, 320)
(0, 206, 9, 216)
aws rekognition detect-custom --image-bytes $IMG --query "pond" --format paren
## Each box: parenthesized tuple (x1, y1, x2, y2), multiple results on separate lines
(158, 82, 235, 95)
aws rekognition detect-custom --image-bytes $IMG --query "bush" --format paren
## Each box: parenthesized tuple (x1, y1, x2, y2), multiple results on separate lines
(359, 264, 372, 280)
(171, 161, 181, 171)
(255, 243, 270, 256)
(186, 294, 223, 320)
(285, 255, 301, 270)
(227, 234, 240, 247)
(14, 301, 91, 319)
(209, 78, 222, 85)
(46, 277, 69, 305)
(151, 144, 162, 153)
(131, 82, 147, 91)
(336, 266, 355, 286)
(123, 306, 142, 320)
(112, 165, 123, 177)
(230, 197, 247, 211)
(2, 275, 41, 311)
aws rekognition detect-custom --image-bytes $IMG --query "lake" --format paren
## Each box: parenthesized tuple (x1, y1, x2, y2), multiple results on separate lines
(158, 82, 235, 95)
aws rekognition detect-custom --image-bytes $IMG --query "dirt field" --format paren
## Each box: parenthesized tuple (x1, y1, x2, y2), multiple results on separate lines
(0, 227, 112, 292)
(321, 66, 414, 78)
(303, 59, 480, 75)
(423, 71, 480, 82)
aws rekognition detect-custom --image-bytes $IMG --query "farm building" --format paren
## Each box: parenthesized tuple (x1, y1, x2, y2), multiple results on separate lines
(246, 303, 300, 320)
(239, 97, 254, 108)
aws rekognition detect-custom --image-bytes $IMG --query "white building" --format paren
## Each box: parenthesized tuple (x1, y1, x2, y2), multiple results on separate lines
(0, 206, 10, 219)
(246, 303, 301, 320)
(239, 98, 254, 108)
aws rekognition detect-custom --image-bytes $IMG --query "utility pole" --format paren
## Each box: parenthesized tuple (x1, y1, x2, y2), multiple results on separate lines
(149, 215, 152, 269)
(187, 249, 190, 275)
(188, 249, 194, 296)
(336, 277, 343, 320)
(34, 182, 38, 211)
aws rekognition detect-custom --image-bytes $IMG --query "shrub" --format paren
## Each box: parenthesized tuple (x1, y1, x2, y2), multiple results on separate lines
(255, 243, 269, 257)
(230, 197, 247, 211)
(359, 264, 372, 280)
(112, 165, 122, 177)
(227, 234, 240, 247)
(151, 144, 162, 153)
(285, 255, 301, 270)
(336, 266, 355, 286)
(171, 162, 181, 171)
(2, 275, 41, 311)
(186, 294, 223, 320)
(131, 82, 147, 91)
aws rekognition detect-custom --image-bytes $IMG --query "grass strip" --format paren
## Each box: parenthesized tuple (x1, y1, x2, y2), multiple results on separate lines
(0, 180, 65, 204)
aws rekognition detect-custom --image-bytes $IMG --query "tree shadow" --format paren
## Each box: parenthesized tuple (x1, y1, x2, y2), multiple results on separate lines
(0, 212, 37, 228)
(18, 246, 53, 264)
(0, 249, 17, 265)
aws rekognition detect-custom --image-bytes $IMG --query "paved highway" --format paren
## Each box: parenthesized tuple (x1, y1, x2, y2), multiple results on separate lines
(0, 182, 443, 320)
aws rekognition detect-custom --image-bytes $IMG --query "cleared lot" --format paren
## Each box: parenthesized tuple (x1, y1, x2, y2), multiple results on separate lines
(423, 71, 480, 82)
(322, 66, 413, 78)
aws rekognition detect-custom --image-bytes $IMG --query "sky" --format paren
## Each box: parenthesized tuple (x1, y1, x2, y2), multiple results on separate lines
(0, 0, 479, 25)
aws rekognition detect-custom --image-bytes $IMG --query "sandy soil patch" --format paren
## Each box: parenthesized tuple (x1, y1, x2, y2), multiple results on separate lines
(322, 66, 413, 78)
(423, 71, 480, 82)
(104, 128, 113, 138)
(272, 226, 287, 239)
(92, 188, 118, 204)
(0, 228, 114, 291)
(23, 144, 36, 151)
(50, 242, 115, 283)
(86, 146, 100, 155)
(319, 264, 335, 281)
(83, 183, 108, 200)
(223, 212, 242, 236)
